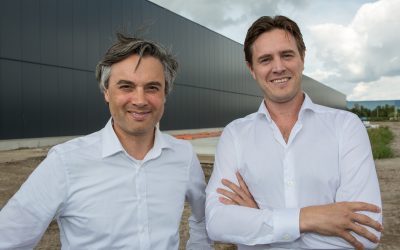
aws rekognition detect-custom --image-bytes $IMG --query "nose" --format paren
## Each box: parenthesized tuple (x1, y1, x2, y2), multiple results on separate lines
(131, 88, 148, 107)
(272, 58, 286, 74)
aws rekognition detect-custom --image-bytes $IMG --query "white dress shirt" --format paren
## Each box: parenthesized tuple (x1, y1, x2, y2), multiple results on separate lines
(0, 119, 212, 250)
(206, 94, 382, 250)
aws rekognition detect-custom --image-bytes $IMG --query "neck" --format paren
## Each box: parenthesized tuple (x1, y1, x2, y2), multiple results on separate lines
(265, 92, 304, 143)
(265, 92, 304, 121)
(114, 127, 156, 160)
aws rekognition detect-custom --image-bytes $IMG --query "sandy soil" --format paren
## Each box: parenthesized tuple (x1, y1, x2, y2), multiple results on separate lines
(0, 122, 399, 249)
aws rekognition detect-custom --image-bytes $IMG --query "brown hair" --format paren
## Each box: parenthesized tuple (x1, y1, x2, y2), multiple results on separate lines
(244, 15, 306, 65)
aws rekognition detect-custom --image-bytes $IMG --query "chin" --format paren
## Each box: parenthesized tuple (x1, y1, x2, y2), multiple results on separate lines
(128, 130, 150, 137)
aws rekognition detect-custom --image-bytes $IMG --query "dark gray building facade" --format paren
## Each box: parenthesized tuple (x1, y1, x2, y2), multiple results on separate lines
(0, 0, 346, 140)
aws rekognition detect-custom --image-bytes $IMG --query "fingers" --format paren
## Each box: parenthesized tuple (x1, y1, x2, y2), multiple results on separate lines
(217, 177, 259, 208)
(236, 172, 251, 197)
(352, 213, 383, 232)
(345, 201, 381, 213)
(217, 187, 244, 205)
(339, 231, 364, 250)
(349, 222, 380, 244)
(219, 196, 237, 205)
(221, 178, 248, 201)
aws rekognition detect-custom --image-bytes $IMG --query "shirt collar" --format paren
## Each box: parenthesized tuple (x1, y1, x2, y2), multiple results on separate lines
(149, 127, 171, 159)
(101, 119, 124, 158)
(256, 92, 317, 122)
(257, 99, 273, 122)
(300, 93, 317, 113)
(101, 119, 171, 159)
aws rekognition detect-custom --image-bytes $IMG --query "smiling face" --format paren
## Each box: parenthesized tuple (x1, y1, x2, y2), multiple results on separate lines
(248, 29, 305, 104)
(104, 54, 165, 141)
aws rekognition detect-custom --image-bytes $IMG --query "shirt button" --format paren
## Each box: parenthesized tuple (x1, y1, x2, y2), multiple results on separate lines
(283, 234, 291, 240)
(286, 180, 294, 187)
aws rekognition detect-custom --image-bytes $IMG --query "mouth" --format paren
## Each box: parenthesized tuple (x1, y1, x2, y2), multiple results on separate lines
(128, 110, 151, 121)
(270, 77, 291, 84)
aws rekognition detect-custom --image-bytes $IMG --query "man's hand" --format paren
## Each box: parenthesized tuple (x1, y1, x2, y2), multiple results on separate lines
(300, 202, 383, 250)
(216, 172, 259, 209)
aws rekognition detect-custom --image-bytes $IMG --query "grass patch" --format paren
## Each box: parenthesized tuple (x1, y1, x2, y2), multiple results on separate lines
(368, 126, 394, 159)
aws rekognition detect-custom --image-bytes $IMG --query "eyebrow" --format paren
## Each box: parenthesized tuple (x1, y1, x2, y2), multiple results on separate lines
(257, 49, 297, 61)
(281, 49, 296, 54)
(116, 80, 163, 87)
(145, 81, 162, 86)
(116, 80, 133, 86)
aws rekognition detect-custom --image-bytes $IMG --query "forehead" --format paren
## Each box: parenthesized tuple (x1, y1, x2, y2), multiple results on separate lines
(110, 54, 165, 83)
(252, 29, 299, 56)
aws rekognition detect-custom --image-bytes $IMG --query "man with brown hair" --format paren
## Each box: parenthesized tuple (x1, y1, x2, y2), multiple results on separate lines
(0, 33, 212, 249)
(206, 16, 382, 250)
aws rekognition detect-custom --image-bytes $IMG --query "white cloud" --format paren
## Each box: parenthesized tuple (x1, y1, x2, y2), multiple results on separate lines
(308, 0, 400, 98)
(347, 76, 400, 101)
(150, 0, 309, 43)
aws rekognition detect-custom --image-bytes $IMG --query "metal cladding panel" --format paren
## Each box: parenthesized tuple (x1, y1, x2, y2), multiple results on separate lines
(72, 0, 88, 70)
(21, 63, 41, 138)
(0, 60, 23, 139)
(162, 85, 262, 130)
(57, 0, 74, 67)
(40, 0, 58, 64)
(302, 75, 347, 109)
(1, 0, 22, 59)
(40, 66, 60, 136)
(21, 1, 41, 61)
(0, 0, 345, 139)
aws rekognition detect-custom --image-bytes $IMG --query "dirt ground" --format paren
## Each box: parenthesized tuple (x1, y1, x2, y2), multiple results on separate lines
(0, 122, 399, 249)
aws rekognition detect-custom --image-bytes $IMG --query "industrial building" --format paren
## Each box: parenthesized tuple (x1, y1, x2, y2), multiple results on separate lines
(0, 0, 346, 140)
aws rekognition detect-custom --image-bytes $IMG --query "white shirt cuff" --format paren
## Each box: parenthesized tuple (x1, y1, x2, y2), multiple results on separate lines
(272, 208, 300, 242)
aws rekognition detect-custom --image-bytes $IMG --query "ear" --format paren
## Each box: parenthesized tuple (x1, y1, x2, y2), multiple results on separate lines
(301, 50, 306, 63)
(246, 61, 256, 80)
(104, 89, 110, 103)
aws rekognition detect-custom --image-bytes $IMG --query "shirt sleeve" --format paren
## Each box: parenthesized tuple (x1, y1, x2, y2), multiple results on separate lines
(300, 113, 382, 249)
(185, 147, 213, 249)
(0, 149, 68, 249)
(205, 127, 300, 245)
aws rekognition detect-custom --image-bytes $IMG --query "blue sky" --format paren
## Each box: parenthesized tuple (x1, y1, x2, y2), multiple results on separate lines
(149, 0, 400, 101)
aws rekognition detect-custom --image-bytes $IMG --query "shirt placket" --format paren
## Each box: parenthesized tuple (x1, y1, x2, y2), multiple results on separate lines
(282, 122, 302, 209)
(136, 162, 150, 250)
(283, 148, 297, 208)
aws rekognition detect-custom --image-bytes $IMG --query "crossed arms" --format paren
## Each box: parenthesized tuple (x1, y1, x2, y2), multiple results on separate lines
(216, 172, 382, 250)
(205, 120, 382, 250)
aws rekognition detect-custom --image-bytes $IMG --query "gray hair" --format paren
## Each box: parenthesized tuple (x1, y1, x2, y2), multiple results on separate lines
(95, 33, 178, 95)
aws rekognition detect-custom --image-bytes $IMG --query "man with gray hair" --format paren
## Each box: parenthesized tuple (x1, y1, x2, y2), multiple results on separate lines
(0, 33, 212, 249)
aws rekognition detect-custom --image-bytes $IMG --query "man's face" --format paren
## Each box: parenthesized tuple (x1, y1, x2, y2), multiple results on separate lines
(248, 29, 304, 104)
(104, 54, 165, 139)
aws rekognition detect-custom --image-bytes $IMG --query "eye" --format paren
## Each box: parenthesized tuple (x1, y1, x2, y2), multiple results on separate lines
(119, 85, 131, 89)
(259, 57, 271, 64)
(146, 85, 160, 92)
(282, 53, 294, 59)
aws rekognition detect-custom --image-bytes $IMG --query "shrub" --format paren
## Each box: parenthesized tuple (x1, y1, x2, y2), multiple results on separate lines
(367, 126, 394, 159)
